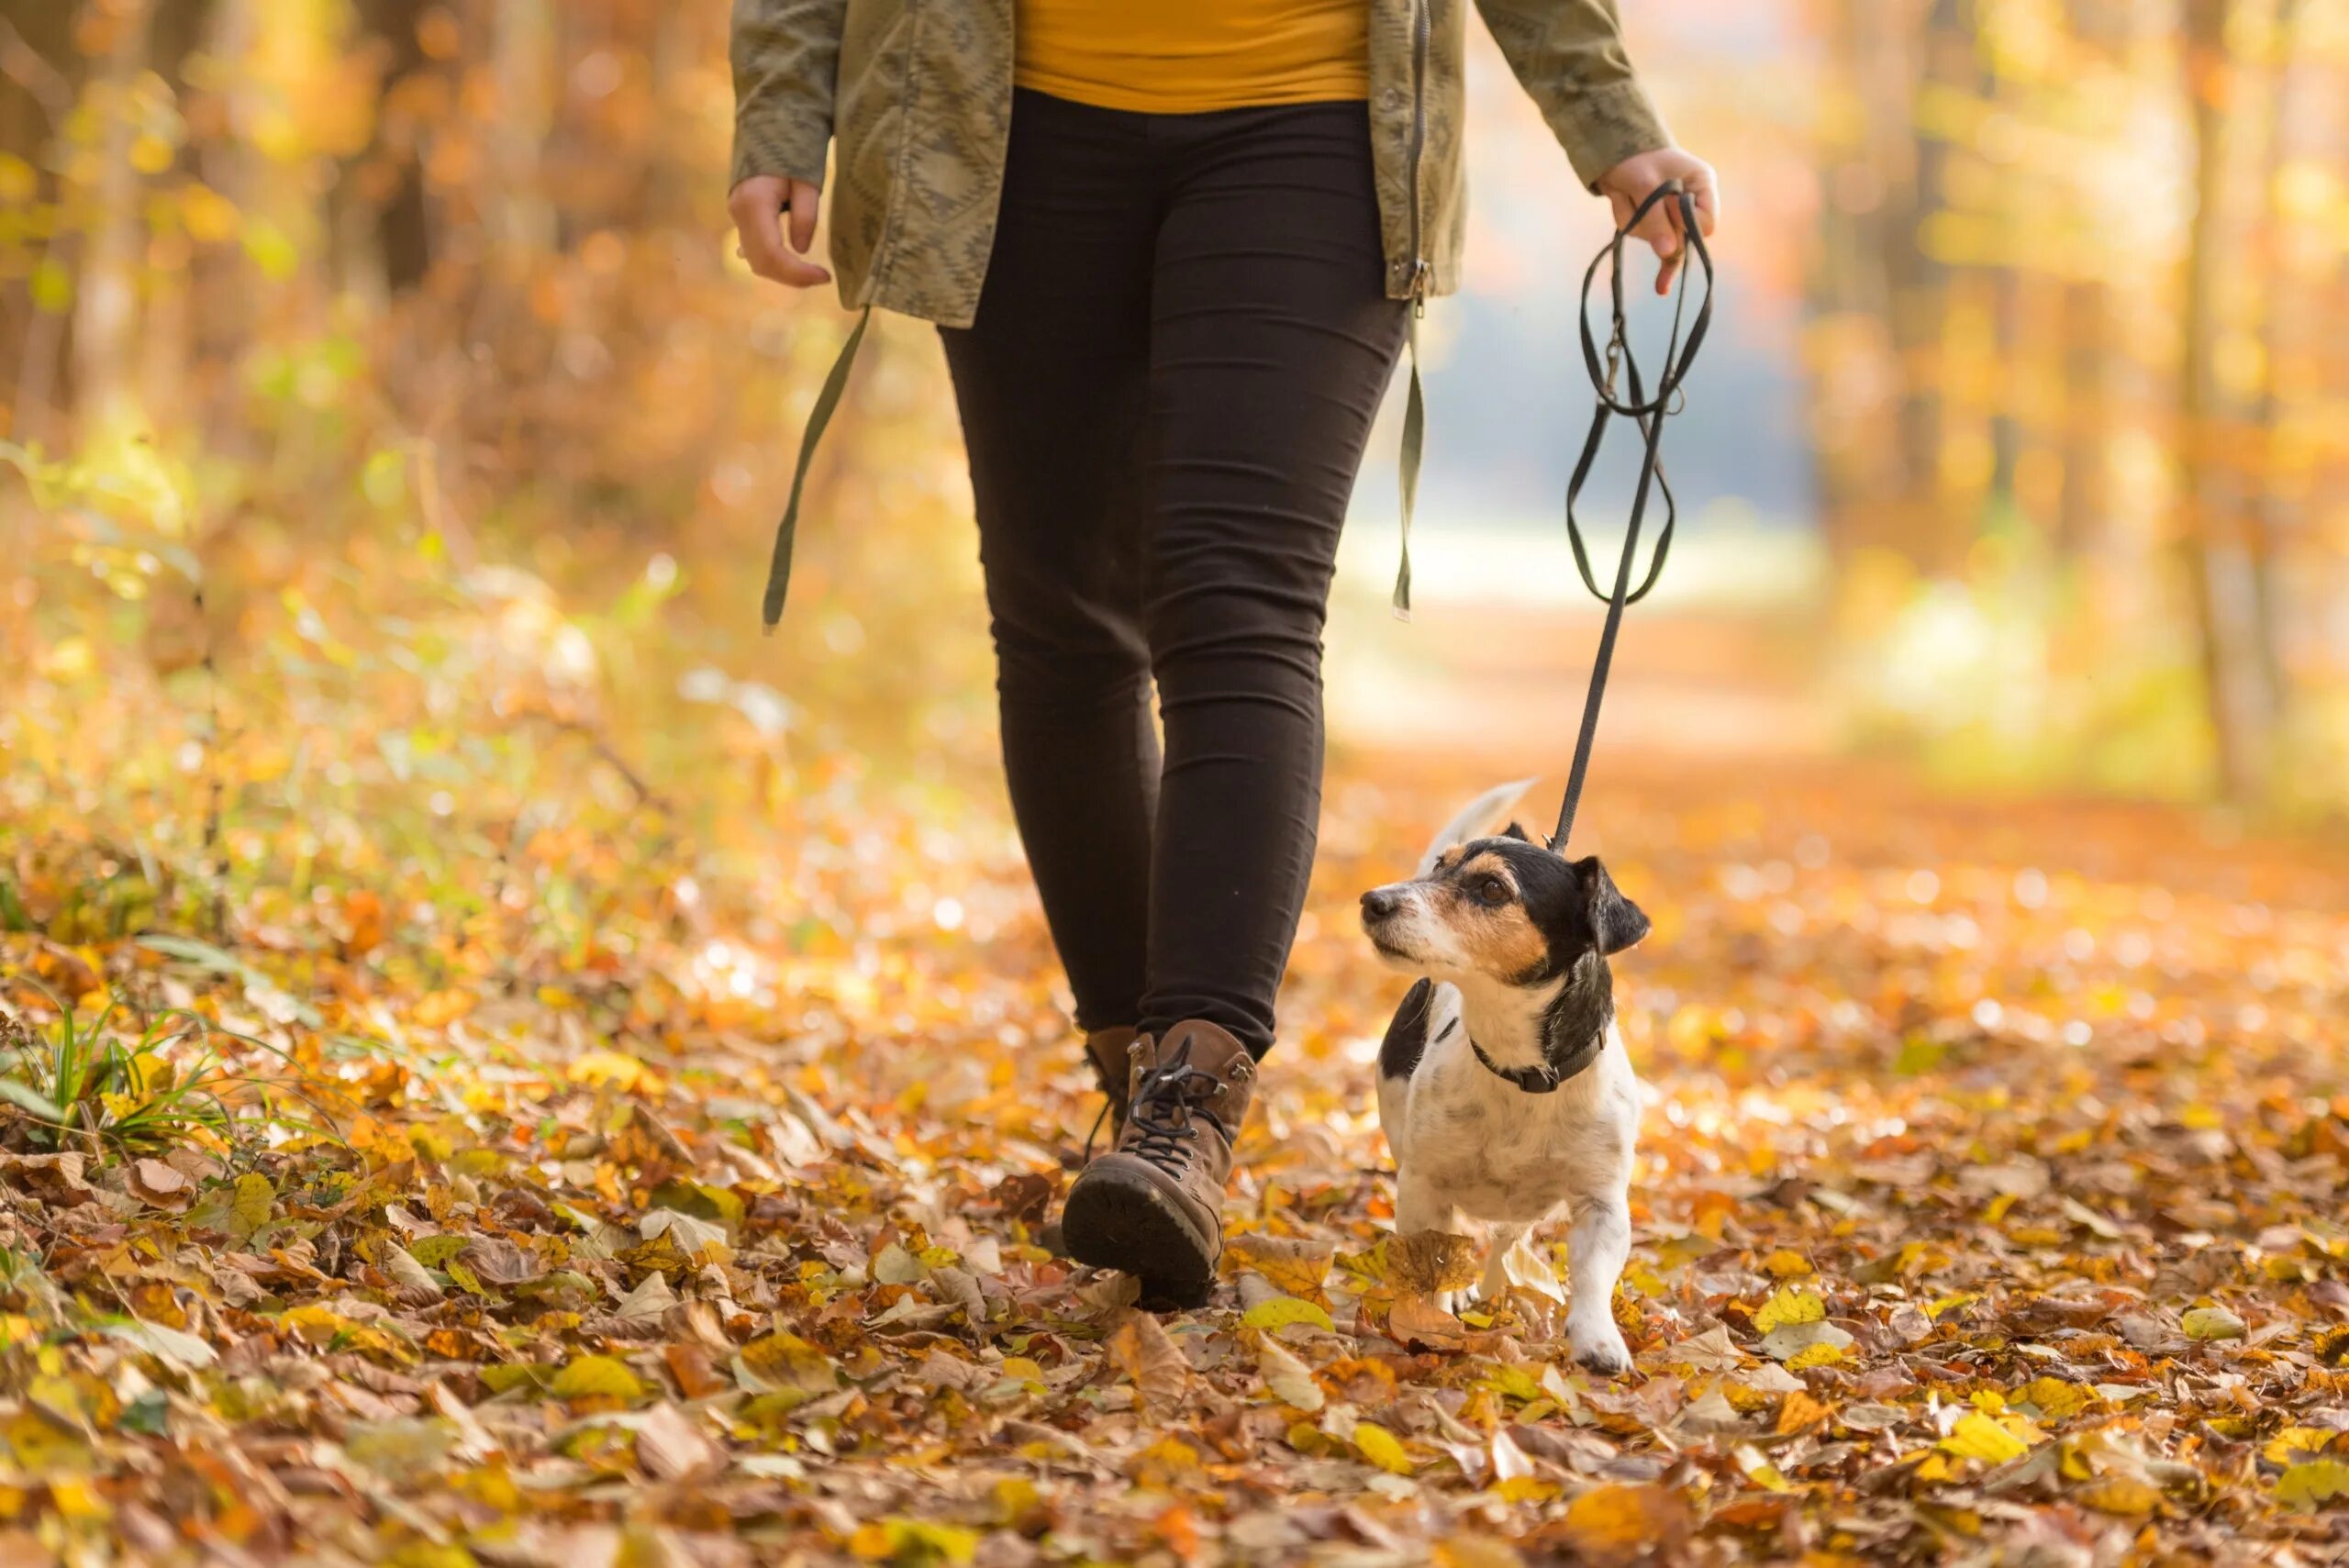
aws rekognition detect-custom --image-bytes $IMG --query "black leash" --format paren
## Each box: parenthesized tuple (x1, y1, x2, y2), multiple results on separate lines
(1552, 179, 1714, 851)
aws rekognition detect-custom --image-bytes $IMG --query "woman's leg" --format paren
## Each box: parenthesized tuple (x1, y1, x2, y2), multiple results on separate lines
(1058, 100, 1406, 1299)
(1134, 102, 1408, 1058)
(938, 92, 1163, 1036)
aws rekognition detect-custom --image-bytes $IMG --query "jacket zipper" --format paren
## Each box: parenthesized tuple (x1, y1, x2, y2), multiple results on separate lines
(1405, 0, 1431, 310)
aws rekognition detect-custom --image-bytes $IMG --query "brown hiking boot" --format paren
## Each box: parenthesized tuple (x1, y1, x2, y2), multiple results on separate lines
(1058, 1020, 1258, 1305)
(1081, 1026, 1140, 1152)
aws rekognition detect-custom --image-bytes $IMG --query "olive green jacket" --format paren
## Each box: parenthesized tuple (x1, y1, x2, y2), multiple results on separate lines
(730, 0, 1670, 328)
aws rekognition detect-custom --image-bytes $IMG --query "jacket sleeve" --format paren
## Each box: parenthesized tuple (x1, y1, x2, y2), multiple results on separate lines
(1473, 0, 1671, 189)
(729, 0, 849, 190)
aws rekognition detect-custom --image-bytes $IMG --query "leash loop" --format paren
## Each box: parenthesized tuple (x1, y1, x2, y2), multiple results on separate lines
(1553, 180, 1713, 851)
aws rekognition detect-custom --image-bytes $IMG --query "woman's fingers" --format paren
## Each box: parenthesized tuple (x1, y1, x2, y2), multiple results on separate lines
(1684, 162, 1720, 236)
(786, 178, 821, 255)
(729, 175, 831, 289)
(1632, 196, 1681, 296)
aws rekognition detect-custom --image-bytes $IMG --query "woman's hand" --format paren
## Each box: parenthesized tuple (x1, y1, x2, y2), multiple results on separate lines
(1595, 149, 1720, 295)
(729, 175, 832, 289)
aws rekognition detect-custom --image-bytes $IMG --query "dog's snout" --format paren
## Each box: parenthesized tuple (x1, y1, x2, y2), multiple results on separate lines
(1361, 887, 1403, 921)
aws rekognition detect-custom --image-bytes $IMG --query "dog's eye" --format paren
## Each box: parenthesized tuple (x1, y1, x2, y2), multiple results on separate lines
(1475, 875, 1511, 906)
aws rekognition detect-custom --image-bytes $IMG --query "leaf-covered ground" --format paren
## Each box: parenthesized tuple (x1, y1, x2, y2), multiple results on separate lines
(6, 751, 2349, 1566)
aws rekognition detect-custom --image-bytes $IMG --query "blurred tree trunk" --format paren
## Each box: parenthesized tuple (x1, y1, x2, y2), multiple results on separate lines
(2178, 0, 2273, 799)
(2055, 279, 2109, 554)
(1, 4, 80, 442)
(1898, 0, 1966, 570)
(352, 0, 433, 293)
(71, 0, 148, 428)
(2242, 0, 2304, 731)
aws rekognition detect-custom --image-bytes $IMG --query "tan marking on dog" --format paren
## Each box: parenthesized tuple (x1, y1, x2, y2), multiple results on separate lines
(1436, 854, 1547, 976)
(1456, 852, 1519, 892)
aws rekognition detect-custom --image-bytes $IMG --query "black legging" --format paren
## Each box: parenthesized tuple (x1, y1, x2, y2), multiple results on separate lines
(940, 88, 1407, 1059)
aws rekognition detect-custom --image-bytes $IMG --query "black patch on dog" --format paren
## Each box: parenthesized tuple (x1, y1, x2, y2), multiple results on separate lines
(1431, 839, 1651, 1083)
(1573, 854, 1652, 957)
(1380, 977, 1438, 1082)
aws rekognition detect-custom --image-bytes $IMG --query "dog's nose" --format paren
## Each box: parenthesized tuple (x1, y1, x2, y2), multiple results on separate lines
(1361, 887, 1401, 921)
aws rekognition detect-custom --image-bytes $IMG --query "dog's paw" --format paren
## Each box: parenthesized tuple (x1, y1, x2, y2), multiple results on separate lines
(1569, 1319, 1632, 1377)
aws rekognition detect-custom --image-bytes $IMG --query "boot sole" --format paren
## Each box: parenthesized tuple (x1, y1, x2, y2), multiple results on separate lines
(1059, 1163, 1219, 1307)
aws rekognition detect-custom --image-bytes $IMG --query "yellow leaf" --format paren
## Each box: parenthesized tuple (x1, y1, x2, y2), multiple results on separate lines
(2278, 1459, 2349, 1511)
(1760, 1250, 1812, 1278)
(2014, 1376, 2097, 1421)
(1940, 1411, 2039, 1465)
(736, 1333, 841, 1397)
(1785, 1340, 1848, 1371)
(568, 1049, 654, 1091)
(229, 1173, 274, 1239)
(849, 1518, 979, 1565)
(1241, 1296, 1334, 1333)
(1353, 1421, 1414, 1474)
(2264, 1427, 2340, 1465)
(1559, 1484, 1687, 1556)
(2076, 1475, 2163, 1517)
(2181, 1305, 2244, 1340)
(550, 1354, 646, 1402)
(278, 1304, 357, 1346)
(1752, 1287, 1824, 1335)
(1489, 1474, 1560, 1503)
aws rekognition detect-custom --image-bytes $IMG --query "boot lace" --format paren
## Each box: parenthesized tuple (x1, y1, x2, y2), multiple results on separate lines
(1123, 1039, 1235, 1172)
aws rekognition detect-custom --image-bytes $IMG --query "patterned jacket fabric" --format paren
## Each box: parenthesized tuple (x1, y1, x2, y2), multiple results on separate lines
(730, 0, 1669, 328)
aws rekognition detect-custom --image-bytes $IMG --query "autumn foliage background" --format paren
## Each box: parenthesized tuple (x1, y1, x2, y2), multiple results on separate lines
(3, 0, 2349, 1564)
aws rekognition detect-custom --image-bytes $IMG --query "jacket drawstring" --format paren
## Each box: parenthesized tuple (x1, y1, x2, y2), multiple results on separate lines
(762, 306, 873, 632)
(1393, 299, 1425, 619)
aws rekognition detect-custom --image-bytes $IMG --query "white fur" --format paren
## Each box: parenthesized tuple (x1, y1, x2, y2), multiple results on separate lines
(1415, 776, 1536, 877)
(1372, 794, 1640, 1375)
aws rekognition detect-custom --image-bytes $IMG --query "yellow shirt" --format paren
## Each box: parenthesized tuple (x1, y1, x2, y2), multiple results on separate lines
(1016, 0, 1371, 114)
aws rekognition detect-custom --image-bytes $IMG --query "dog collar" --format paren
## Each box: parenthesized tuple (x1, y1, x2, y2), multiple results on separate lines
(1469, 1037, 1566, 1094)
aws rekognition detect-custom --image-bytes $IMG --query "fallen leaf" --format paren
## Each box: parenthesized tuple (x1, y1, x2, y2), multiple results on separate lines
(1255, 1340, 1324, 1412)
(1353, 1422, 1414, 1474)
(1557, 1484, 1689, 1561)
(1105, 1309, 1189, 1413)
(2277, 1460, 2349, 1511)
(635, 1401, 722, 1482)
(1386, 1231, 1481, 1296)
(2182, 1306, 2244, 1341)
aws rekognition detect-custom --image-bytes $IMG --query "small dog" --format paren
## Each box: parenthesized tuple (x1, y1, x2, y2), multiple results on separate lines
(1360, 780, 1650, 1374)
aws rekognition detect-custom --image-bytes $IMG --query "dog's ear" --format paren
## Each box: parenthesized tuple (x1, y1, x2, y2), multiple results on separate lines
(1571, 855, 1650, 956)
(1417, 778, 1537, 875)
(1501, 821, 1532, 843)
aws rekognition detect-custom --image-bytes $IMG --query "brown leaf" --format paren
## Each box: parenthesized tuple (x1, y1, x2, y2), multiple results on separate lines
(461, 1235, 541, 1287)
(1386, 1230, 1481, 1296)
(127, 1159, 191, 1211)
(1225, 1232, 1335, 1297)
(992, 1171, 1060, 1225)
(1387, 1294, 1468, 1351)
(0, 1152, 93, 1207)
(635, 1401, 723, 1483)
(1105, 1309, 1190, 1414)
